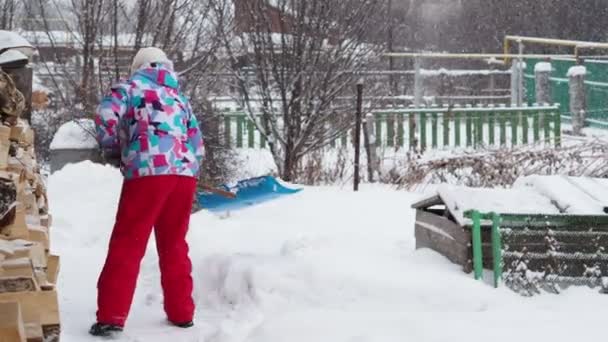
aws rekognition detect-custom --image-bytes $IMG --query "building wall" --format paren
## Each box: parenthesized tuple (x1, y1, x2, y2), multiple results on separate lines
(235, 0, 294, 34)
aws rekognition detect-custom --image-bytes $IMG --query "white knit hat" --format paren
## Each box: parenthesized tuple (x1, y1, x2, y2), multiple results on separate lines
(130, 47, 172, 74)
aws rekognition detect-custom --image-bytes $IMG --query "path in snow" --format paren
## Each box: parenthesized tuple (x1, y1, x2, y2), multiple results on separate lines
(49, 162, 608, 342)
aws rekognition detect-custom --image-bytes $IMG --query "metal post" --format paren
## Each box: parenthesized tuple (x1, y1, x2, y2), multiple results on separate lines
(491, 213, 503, 288)
(363, 113, 376, 183)
(517, 42, 525, 107)
(472, 210, 483, 281)
(354, 81, 363, 191)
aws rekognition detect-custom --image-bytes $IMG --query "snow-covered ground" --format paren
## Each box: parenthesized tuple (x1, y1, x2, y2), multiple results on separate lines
(49, 161, 608, 342)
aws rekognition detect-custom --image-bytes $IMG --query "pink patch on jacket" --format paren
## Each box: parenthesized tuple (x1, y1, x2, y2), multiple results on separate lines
(153, 155, 169, 167)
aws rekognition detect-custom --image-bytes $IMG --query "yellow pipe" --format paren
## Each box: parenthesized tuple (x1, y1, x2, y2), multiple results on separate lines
(505, 35, 608, 49)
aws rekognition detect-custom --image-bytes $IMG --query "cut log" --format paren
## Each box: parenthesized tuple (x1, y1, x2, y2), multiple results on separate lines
(0, 70, 26, 120)
(0, 290, 60, 342)
(3, 241, 46, 269)
(9, 119, 34, 146)
(24, 322, 42, 342)
(1, 204, 28, 240)
(34, 270, 52, 291)
(26, 226, 48, 252)
(45, 255, 59, 286)
(0, 258, 39, 293)
(0, 173, 17, 228)
(0, 301, 26, 342)
(0, 125, 10, 170)
(22, 193, 38, 217)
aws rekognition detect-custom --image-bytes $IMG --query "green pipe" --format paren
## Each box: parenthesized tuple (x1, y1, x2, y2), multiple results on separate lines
(471, 210, 483, 281)
(491, 213, 503, 288)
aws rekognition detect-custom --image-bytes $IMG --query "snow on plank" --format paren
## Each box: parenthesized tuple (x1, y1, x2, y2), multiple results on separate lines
(514, 175, 608, 215)
(436, 184, 560, 226)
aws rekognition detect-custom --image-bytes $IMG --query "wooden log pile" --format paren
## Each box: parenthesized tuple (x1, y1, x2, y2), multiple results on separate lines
(0, 69, 60, 342)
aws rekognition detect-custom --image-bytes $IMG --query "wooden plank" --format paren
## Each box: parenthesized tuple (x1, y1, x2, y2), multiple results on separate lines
(419, 112, 427, 151)
(4, 67, 33, 123)
(502, 255, 608, 278)
(442, 113, 450, 148)
(0, 258, 39, 293)
(416, 210, 471, 244)
(45, 255, 59, 286)
(1, 204, 28, 240)
(24, 322, 43, 342)
(1, 241, 45, 269)
(415, 224, 470, 269)
(431, 112, 438, 148)
(39, 215, 51, 229)
(496, 213, 608, 228)
(410, 195, 443, 210)
(387, 115, 395, 147)
(0, 301, 26, 342)
(26, 226, 48, 252)
(0, 290, 60, 332)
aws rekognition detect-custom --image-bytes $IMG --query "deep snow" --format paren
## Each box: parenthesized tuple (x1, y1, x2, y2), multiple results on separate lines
(48, 161, 608, 342)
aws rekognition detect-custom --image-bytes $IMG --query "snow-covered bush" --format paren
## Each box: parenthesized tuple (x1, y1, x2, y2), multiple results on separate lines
(390, 139, 608, 190)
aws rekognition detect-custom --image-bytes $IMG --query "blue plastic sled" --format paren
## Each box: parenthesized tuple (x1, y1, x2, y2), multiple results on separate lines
(197, 176, 302, 212)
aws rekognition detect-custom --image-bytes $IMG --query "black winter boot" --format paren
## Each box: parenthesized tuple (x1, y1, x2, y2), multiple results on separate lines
(170, 320, 194, 328)
(89, 323, 123, 337)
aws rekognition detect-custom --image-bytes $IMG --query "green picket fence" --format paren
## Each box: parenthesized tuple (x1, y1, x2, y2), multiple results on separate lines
(525, 58, 608, 129)
(464, 210, 608, 289)
(218, 104, 561, 150)
(368, 104, 561, 150)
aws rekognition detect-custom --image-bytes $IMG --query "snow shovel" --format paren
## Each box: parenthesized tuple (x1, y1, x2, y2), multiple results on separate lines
(197, 175, 302, 212)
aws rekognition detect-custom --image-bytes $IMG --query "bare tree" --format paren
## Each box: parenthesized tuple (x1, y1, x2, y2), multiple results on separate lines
(0, 0, 18, 30)
(214, 0, 386, 181)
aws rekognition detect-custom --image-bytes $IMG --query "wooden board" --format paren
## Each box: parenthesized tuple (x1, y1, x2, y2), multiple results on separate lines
(26, 226, 48, 252)
(0, 258, 39, 293)
(39, 215, 51, 229)
(415, 223, 471, 271)
(0, 301, 26, 342)
(7, 242, 46, 269)
(1, 204, 28, 240)
(415, 210, 471, 244)
(22, 193, 38, 217)
(24, 322, 42, 342)
(10, 120, 34, 146)
(45, 255, 59, 286)
(0, 290, 60, 334)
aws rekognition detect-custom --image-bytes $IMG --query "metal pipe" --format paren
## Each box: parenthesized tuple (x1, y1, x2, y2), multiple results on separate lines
(505, 35, 608, 49)
(383, 52, 577, 59)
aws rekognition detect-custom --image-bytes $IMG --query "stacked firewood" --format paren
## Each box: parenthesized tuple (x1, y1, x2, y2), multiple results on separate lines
(0, 69, 60, 342)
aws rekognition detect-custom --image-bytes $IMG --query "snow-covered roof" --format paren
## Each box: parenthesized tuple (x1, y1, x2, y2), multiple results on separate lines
(413, 175, 608, 226)
(50, 119, 98, 150)
(434, 184, 560, 226)
(0, 30, 35, 66)
(0, 30, 35, 56)
(0, 49, 28, 65)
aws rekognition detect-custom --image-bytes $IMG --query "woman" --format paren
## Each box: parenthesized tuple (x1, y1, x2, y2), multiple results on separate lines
(89, 47, 204, 337)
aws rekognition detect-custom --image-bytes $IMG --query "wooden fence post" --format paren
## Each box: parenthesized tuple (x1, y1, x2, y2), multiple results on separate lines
(354, 81, 363, 191)
(568, 65, 587, 135)
(363, 113, 377, 183)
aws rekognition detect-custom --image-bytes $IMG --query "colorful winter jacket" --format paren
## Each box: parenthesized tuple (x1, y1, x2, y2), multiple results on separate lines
(94, 63, 204, 179)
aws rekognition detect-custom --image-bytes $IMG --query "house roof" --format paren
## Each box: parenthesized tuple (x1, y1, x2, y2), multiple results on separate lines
(412, 175, 608, 226)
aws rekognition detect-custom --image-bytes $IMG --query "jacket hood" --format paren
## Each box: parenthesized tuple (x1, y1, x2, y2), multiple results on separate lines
(132, 63, 179, 89)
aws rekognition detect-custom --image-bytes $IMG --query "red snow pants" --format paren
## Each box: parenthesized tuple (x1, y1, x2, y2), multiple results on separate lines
(96, 175, 197, 326)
